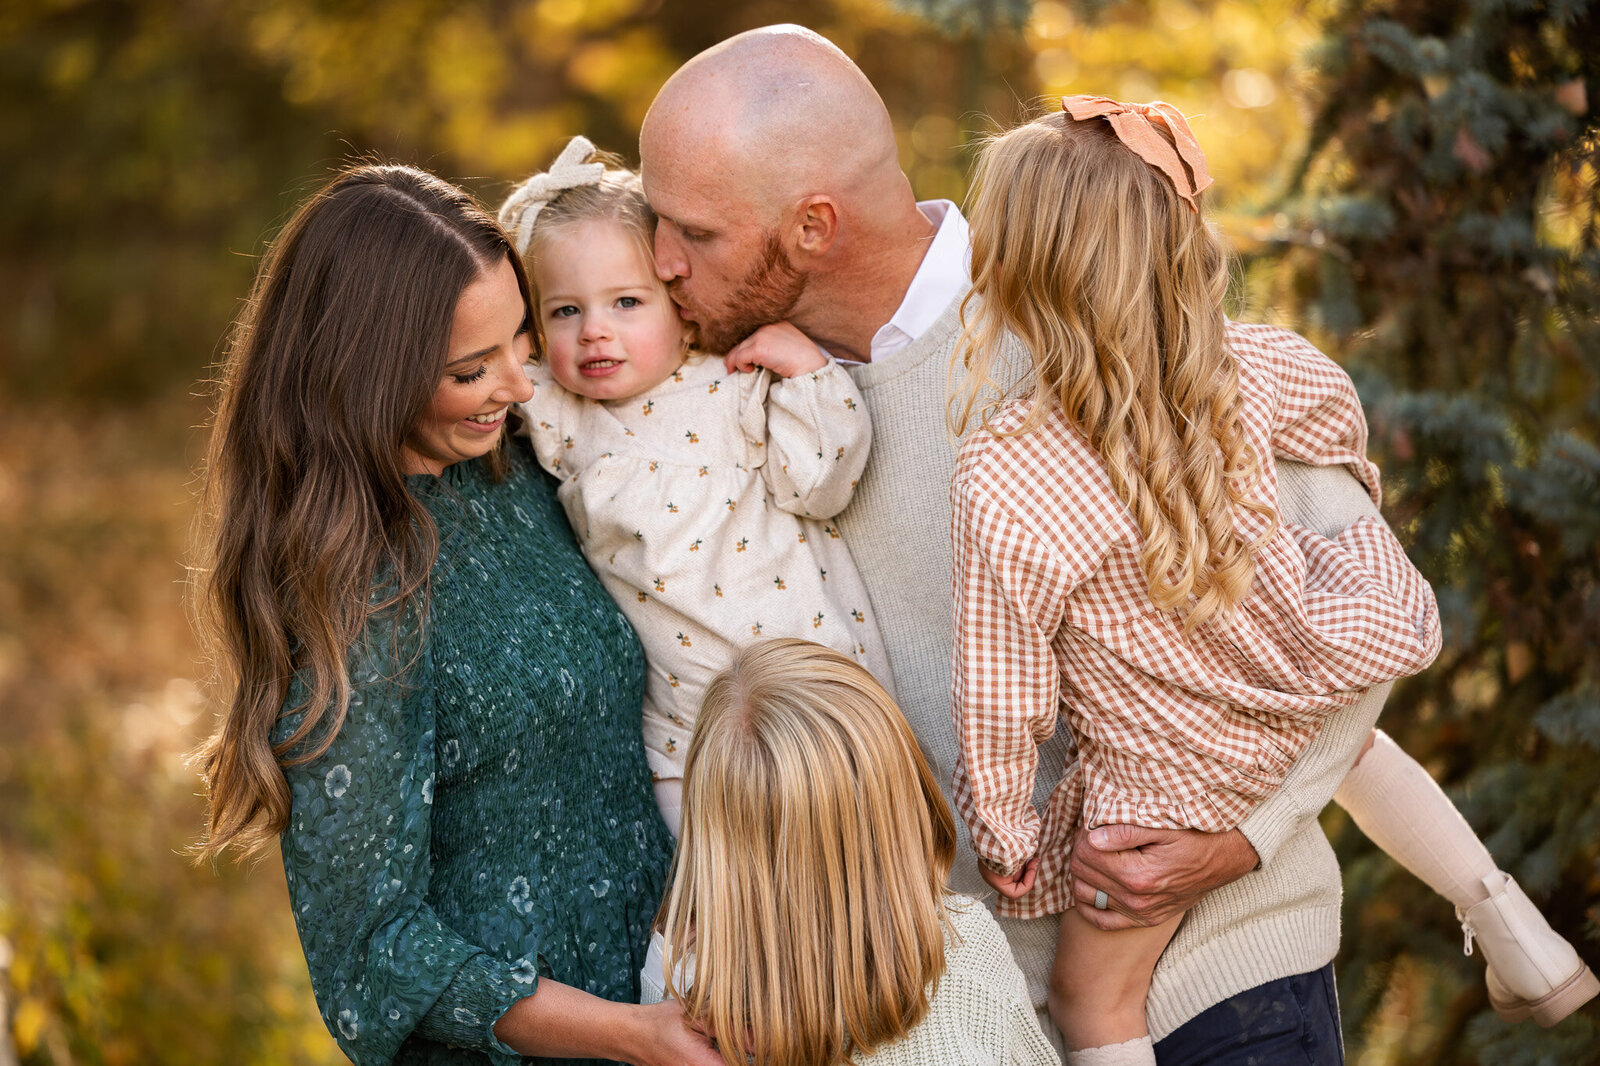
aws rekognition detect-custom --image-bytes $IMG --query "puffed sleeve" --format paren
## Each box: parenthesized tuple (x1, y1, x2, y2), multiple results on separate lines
(517, 359, 575, 482)
(1233, 324, 1384, 505)
(278, 615, 530, 1065)
(741, 359, 871, 520)
(949, 469, 1078, 878)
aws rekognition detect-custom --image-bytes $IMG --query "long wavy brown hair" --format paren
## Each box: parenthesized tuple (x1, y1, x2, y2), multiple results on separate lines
(193, 164, 532, 858)
(953, 108, 1274, 631)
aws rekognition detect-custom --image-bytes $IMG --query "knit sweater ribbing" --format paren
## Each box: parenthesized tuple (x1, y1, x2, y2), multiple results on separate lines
(837, 292, 1383, 1042)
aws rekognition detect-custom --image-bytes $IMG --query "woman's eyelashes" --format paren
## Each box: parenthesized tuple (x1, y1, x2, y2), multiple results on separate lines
(453, 364, 488, 384)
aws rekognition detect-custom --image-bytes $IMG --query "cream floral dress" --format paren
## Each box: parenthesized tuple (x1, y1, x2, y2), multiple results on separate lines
(521, 352, 892, 783)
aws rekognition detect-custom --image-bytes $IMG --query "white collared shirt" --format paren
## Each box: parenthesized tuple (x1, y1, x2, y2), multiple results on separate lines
(862, 199, 972, 365)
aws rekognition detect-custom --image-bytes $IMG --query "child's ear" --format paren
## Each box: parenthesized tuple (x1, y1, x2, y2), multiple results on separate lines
(790, 195, 839, 258)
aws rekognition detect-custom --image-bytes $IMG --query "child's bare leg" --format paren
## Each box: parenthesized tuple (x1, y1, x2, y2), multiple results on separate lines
(1050, 902, 1181, 1061)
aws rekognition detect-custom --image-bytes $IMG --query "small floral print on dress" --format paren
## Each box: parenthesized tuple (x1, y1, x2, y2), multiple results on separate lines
(797, 531, 807, 543)
(824, 525, 840, 539)
(751, 622, 763, 635)
(736, 538, 748, 552)
(844, 397, 856, 410)
(819, 568, 827, 581)
(637, 591, 647, 602)
(633, 530, 643, 540)
(642, 400, 654, 415)
(813, 612, 824, 628)
(648, 460, 659, 472)
(714, 584, 723, 597)
(708, 380, 720, 394)
(668, 674, 680, 688)
(774, 576, 786, 590)
(725, 499, 737, 511)
(665, 738, 677, 753)
(653, 578, 665, 592)
(672, 369, 684, 382)
(836, 446, 845, 461)
(851, 609, 864, 622)
(676, 632, 691, 646)
(698, 465, 709, 477)
(684, 430, 699, 443)
(667, 502, 678, 513)
(689, 539, 702, 552)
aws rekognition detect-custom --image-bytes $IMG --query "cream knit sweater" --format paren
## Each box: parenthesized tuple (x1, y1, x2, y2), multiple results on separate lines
(836, 292, 1386, 1044)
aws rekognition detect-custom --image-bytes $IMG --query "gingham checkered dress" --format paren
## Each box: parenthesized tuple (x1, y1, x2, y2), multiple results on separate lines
(951, 322, 1441, 919)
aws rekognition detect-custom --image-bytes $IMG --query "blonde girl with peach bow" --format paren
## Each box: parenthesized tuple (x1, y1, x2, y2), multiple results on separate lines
(948, 99, 1595, 1064)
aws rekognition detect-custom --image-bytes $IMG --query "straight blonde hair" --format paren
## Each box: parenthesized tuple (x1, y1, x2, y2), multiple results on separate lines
(953, 108, 1274, 632)
(658, 639, 957, 1066)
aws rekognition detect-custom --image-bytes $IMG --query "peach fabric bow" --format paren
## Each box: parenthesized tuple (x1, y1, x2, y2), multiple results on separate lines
(1062, 95, 1213, 211)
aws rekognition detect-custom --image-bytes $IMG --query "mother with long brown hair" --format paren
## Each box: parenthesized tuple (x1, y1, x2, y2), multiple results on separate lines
(193, 163, 720, 1066)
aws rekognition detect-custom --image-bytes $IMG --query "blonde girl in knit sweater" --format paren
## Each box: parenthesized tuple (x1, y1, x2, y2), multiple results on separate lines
(949, 100, 1596, 1065)
(644, 638, 1062, 1066)
(498, 138, 891, 836)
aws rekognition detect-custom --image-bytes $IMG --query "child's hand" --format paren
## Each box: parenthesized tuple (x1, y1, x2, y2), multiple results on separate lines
(979, 855, 1039, 900)
(723, 321, 828, 378)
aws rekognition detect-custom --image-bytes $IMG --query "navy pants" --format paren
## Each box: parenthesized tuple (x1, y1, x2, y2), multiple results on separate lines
(1153, 963, 1343, 1066)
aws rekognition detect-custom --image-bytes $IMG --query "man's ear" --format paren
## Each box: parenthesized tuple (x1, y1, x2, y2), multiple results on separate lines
(790, 195, 839, 258)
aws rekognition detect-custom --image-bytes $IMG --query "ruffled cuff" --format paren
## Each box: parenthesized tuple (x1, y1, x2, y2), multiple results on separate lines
(417, 951, 540, 1064)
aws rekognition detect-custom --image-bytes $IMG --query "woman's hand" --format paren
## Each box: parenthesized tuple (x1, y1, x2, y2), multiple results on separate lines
(622, 1000, 723, 1066)
(723, 322, 827, 378)
(979, 855, 1039, 900)
(492, 980, 721, 1065)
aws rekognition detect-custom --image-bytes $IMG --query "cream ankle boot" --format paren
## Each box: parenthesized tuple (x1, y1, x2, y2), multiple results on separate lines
(1457, 872, 1599, 1026)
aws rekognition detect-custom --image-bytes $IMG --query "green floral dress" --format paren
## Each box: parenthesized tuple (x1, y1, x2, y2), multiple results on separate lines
(277, 442, 675, 1066)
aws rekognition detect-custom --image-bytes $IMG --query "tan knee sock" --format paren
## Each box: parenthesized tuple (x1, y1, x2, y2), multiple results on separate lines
(1334, 729, 1497, 908)
(1066, 1036, 1156, 1066)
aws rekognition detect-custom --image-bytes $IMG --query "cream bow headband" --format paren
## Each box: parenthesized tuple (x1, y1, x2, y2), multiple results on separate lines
(498, 135, 607, 254)
(1061, 95, 1213, 212)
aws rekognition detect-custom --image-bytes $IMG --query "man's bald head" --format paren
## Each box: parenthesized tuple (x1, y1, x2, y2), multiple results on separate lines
(642, 24, 901, 215)
(642, 26, 934, 362)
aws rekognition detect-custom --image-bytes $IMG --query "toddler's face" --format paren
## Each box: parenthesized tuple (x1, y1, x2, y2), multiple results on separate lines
(534, 220, 687, 401)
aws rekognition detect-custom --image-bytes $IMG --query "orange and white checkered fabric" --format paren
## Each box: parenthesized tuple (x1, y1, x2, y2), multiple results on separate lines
(950, 321, 1441, 919)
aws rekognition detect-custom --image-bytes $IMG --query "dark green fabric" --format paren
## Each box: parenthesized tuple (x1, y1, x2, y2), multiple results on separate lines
(277, 442, 674, 1066)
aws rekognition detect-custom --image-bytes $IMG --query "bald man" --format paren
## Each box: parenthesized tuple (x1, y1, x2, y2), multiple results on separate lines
(641, 26, 1380, 1064)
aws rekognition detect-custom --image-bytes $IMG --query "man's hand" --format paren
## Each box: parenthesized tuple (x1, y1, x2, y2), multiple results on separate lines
(979, 855, 1039, 901)
(723, 322, 828, 378)
(1069, 824, 1259, 930)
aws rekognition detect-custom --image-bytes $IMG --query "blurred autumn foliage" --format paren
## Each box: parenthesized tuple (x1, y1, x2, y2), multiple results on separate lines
(0, 0, 1594, 1064)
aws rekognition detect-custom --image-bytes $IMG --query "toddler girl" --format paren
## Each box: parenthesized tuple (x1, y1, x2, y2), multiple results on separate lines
(950, 98, 1597, 1064)
(498, 138, 891, 835)
(645, 637, 1062, 1066)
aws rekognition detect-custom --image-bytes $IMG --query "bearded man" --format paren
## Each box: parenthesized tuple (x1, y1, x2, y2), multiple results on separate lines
(640, 26, 1382, 1065)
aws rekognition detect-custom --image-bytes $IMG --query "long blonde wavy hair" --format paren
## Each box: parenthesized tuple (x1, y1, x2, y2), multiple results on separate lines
(657, 639, 957, 1066)
(953, 108, 1274, 631)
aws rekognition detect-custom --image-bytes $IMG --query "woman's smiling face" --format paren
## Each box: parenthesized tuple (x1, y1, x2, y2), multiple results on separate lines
(534, 219, 687, 401)
(401, 255, 534, 476)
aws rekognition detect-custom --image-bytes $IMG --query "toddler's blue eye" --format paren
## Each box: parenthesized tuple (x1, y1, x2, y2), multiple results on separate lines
(550, 305, 579, 318)
(617, 296, 641, 309)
